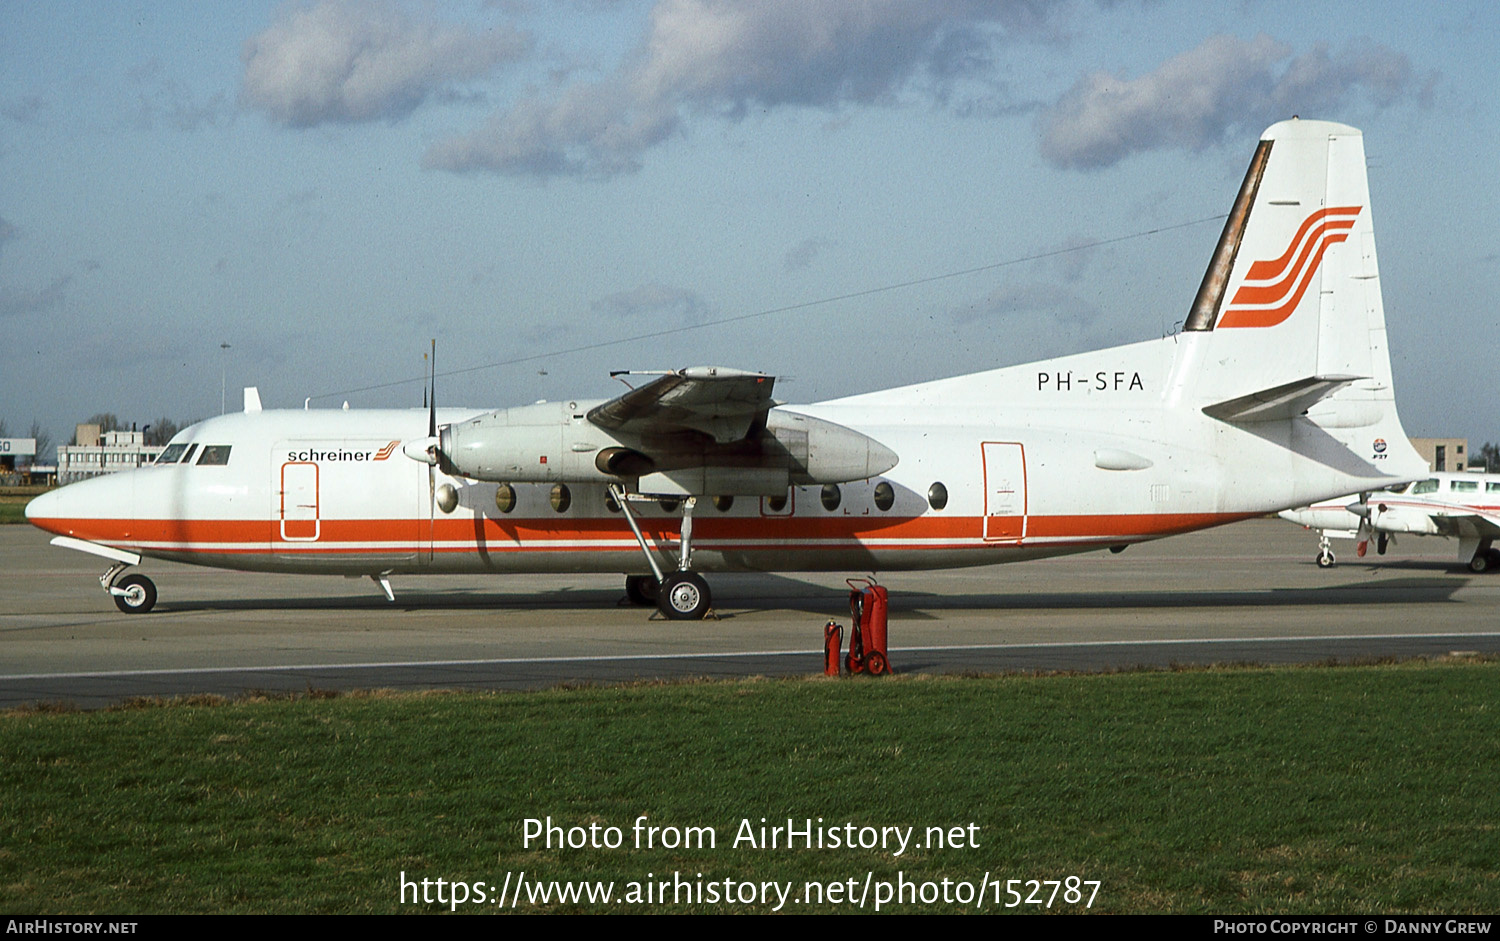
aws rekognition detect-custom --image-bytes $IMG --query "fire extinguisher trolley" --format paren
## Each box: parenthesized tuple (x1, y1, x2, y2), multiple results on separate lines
(844, 579, 891, 676)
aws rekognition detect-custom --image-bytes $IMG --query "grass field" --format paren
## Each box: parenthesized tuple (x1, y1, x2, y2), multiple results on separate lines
(2, 661, 1497, 914)
(0, 486, 46, 524)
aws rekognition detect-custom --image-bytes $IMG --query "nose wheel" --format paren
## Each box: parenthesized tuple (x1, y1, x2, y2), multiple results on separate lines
(110, 572, 158, 614)
(1315, 533, 1336, 569)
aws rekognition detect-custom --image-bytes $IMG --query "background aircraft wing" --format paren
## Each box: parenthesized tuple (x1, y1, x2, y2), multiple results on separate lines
(587, 367, 775, 443)
(1431, 510, 1500, 540)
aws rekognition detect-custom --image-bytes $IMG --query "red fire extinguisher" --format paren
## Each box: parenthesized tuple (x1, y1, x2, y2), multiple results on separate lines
(845, 579, 891, 676)
(824, 620, 843, 676)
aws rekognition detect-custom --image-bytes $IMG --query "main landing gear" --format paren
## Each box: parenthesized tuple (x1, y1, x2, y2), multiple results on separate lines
(612, 484, 714, 620)
(101, 562, 157, 614)
(1468, 545, 1500, 574)
(624, 574, 658, 606)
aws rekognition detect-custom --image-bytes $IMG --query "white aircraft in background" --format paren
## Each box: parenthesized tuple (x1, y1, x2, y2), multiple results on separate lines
(1281, 472, 1500, 572)
(28, 118, 1428, 619)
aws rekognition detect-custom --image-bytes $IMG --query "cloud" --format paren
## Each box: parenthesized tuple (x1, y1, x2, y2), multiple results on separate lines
(242, 0, 530, 128)
(128, 60, 230, 132)
(1037, 34, 1429, 170)
(592, 282, 710, 321)
(783, 237, 831, 272)
(425, 0, 1066, 177)
(951, 280, 1099, 327)
(1, 95, 47, 126)
(0, 274, 71, 319)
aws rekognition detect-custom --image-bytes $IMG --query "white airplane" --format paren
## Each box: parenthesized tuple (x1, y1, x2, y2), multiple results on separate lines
(27, 118, 1429, 619)
(1281, 472, 1500, 572)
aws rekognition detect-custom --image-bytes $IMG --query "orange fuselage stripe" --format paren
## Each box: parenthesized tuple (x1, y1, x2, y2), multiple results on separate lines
(31, 511, 1255, 552)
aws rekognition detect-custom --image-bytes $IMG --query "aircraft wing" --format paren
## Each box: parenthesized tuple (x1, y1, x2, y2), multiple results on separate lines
(587, 367, 775, 444)
(1430, 510, 1500, 540)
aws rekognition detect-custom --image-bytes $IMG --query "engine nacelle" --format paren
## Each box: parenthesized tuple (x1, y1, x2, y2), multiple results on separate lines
(437, 401, 898, 494)
(764, 409, 899, 485)
(440, 401, 620, 483)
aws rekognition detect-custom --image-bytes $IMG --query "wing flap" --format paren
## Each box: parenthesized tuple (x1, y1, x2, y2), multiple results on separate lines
(1434, 512, 1500, 540)
(587, 367, 775, 443)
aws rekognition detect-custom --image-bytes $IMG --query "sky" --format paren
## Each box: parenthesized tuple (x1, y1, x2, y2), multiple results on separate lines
(2, 0, 1496, 457)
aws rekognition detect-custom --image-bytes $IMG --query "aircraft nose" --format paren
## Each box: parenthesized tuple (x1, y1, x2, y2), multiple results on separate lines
(24, 488, 64, 533)
(25, 473, 136, 541)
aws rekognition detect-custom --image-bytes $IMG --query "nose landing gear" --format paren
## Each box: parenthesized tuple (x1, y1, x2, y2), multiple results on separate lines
(100, 562, 157, 614)
(110, 573, 158, 613)
(1316, 533, 1336, 568)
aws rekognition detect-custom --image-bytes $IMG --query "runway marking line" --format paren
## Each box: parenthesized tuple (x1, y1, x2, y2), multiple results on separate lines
(4, 631, 1500, 682)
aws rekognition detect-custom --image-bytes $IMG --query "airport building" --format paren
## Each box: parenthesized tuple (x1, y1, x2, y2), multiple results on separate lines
(55, 426, 164, 484)
(0, 437, 37, 486)
(1409, 437, 1468, 473)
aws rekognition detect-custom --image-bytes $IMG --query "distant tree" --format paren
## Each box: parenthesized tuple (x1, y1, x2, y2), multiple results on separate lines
(1473, 442, 1500, 474)
(85, 413, 121, 434)
(28, 420, 52, 463)
(144, 418, 182, 447)
(70, 413, 120, 445)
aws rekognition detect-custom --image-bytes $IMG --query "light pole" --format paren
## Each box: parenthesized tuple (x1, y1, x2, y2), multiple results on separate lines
(220, 342, 231, 414)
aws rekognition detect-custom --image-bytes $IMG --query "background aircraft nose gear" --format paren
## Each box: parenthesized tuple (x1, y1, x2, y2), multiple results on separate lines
(843, 579, 891, 676)
(101, 563, 157, 614)
(1316, 533, 1336, 568)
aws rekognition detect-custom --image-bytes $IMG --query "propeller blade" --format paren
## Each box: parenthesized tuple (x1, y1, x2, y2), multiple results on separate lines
(428, 338, 437, 439)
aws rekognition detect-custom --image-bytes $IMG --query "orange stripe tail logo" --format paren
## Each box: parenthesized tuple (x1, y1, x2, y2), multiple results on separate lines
(374, 440, 400, 461)
(1218, 206, 1362, 328)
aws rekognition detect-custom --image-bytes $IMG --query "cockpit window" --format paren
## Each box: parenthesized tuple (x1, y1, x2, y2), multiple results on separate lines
(155, 444, 188, 465)
(196, 445, 232, 465)
(1411, 478, 1439, 494)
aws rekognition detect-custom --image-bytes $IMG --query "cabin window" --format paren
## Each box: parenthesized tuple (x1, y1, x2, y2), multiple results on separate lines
(821, 484, 842, 511)
(604, 491, 621, 513)
(155, 444, 188, 465)
(873, 481, 895, 512)
(196, 445, 231, 465)
(766, 492, 788, 513)
(927, 482, 948, 510)
(1488, 482, 1500, 493)
(550, 483, 572, 513)
(494, 484, 517, 513)
(1452, 479, 1478, 493)
(1411, 479, 1439, 494)
(713, 495, 734, 512)
(658, 497, 681, 513)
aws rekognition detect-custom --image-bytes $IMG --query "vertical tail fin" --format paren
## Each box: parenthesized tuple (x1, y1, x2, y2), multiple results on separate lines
(1180, 118, 1424, 480)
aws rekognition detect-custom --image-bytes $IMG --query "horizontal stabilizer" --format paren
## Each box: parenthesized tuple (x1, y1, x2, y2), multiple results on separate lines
(1202, 375, 1362, 423)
